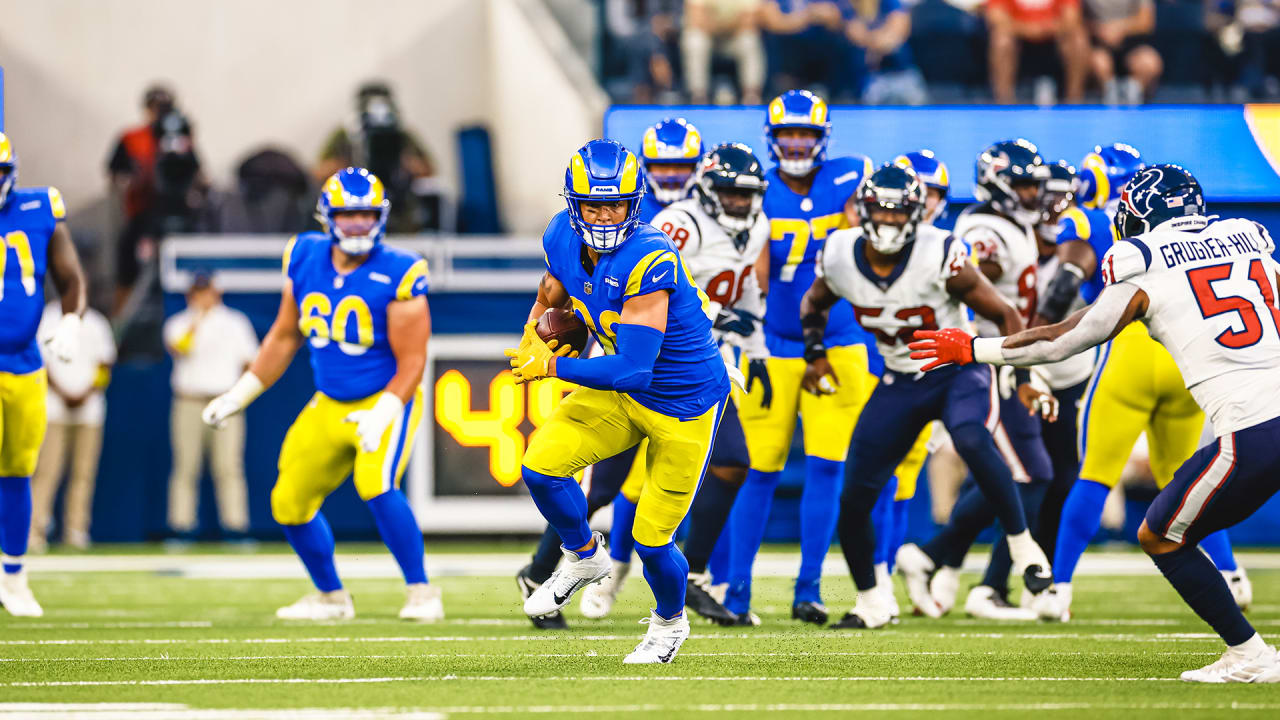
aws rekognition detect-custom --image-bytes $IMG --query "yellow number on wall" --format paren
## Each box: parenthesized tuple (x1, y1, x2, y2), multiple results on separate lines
(435, 369, 526, 486)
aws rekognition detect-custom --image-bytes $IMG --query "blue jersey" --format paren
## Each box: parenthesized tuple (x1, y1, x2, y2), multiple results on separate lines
(763, 155, 878, 361)
(637, 192, 667, 224)
(0, 187, 67, 374)
(285, 232, 429, 401)
(1055, 205, 1115, 303)
(542, 211, 728, 418)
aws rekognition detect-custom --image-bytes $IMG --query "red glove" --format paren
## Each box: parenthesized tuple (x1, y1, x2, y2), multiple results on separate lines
(909, 328, 975, 371)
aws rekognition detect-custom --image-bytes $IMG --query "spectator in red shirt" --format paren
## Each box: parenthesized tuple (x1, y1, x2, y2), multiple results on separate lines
(986, 0, 1090, 103)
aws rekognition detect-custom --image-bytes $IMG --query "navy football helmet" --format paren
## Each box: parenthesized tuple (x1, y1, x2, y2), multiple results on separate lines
(974, 139, 1047, 227)
(696, 142, 768, 237)
(857, 163, 927, 254)
(1114, 164, 1206, 239)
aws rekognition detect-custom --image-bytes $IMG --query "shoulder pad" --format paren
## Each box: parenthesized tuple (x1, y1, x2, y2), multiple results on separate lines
(1055, 207, 1090, 243)
(47, 187, 67, 221)
(826, 155, 873, 188)
(1101, 239, 1151, 286)
(650, 204, 701, 252)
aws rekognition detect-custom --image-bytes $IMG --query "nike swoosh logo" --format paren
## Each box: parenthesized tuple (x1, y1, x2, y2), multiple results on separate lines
(651, 270, 670, 284)
(553, 591, 570, 605)
(658, 645, 677, 662)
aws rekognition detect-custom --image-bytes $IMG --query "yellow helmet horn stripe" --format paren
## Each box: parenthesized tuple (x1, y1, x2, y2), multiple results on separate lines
(642, 128, 659, 159)
(682, 128, 702, 159)
(809, 98, 828, 125)
(570, 152, 590, 194)
(0, 133, 13, 164)
(768, 97, 786, 125)
(619, 151, 639, 194)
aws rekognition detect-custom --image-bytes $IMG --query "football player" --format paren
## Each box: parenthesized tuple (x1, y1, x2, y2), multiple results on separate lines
(803, 163, 1050, 629)
(897, 140, 1058, 620)
(507, 139, 730, 663)
(202, 168, 441, 622)
(582, 143, 770, 624)
(911, 164, 1280, 683)
(727, 89, 929, 626)
(0, 133, 87, 617)
(1032, 146, 1245, 621)
(514, 117, 707, 630)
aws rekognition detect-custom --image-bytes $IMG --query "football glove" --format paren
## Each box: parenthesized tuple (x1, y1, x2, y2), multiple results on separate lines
(46, 313, 82, 363)
(504, 323, 577, 385)
(344, 391, 404, 453)
(714, 308, 759, 337)
(908, 328, 975, 371)
(746, 358, 772, 409)
(202, 372, 265, 429)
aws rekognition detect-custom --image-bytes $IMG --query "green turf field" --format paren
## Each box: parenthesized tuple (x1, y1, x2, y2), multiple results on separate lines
(3, 547, 1280, 719)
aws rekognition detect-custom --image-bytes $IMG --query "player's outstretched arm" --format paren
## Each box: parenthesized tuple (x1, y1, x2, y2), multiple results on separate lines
(544, 291, 669, 391)
(202, 281, 303, 428)
(799, 276, 839, 394)
(44, 223, 87, 362)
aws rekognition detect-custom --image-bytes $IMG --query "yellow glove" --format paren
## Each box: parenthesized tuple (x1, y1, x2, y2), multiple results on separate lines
(504, 321, 577, 384)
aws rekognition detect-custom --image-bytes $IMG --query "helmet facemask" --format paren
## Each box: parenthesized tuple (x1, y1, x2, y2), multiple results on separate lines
(329, 209, 386, 256)
(645, 161, 697, 205)
(569, 196, 641, 253)
(769, 127, 824, 177)
(858, 184, 925, 255)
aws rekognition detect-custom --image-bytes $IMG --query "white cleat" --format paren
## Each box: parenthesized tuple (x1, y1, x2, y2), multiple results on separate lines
(1033, 582, 1072, 622)
(874, 563, 900, 624)
(399, 583, 444, 622)
(831, 590, 894, 629)
(623, 610, 690, 664)
(929, 565, 960, 615)
(1223, 568, 1253, 611)
(581, 560, 629, 619)
(964, 585, 1038, 621)
(1181, 644, 1280, 683)
(276, 590, 354, 620)
(0, 570, 44, 617)
(1008, 532, 1053, 595)
(895, 544, 943, 618)
(524, 531, 611, 619)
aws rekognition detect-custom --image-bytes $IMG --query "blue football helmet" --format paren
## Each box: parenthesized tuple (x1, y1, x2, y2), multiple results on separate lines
(765, 89, 831, 177)
(316, 167, 390, 256)
(1078, 143, 1144, 211)
(641, 118, 703, 206)
(696, 142, 768, 237)
(1039, 160, 1078, 239)
(1114, 164, 1206, 239)
(975, 138, 1048, 227)
(893, 149, 949, 224)
(564, 139, 645, 253)
(0, 133, 17, 211)
(857, 163, 927, 255)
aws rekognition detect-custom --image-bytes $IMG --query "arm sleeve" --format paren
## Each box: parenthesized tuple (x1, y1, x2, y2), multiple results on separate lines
(989, 283, 1140, 366)
(555, 323, 664, 392)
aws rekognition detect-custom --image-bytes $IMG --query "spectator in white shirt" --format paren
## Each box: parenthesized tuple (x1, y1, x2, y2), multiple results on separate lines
(29, 305, 117, 553)
(162, 272, 259, 542)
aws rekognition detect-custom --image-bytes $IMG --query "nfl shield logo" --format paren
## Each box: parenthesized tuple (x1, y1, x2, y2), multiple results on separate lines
(584, 281, 593, 295)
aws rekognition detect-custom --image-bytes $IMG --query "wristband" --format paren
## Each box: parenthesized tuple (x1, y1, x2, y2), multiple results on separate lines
(972, 337, 1007, 365)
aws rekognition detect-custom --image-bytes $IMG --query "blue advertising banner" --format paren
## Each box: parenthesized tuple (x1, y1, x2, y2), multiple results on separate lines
(604, 104, 1280, 202)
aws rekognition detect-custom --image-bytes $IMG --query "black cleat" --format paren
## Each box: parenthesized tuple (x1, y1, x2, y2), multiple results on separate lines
(791, 601, 829, 626)
(1022, 564, 1052, 595)
(516, 564, 569, 630)
(686, 574, 738, 626)
(829, 611, 870, 629)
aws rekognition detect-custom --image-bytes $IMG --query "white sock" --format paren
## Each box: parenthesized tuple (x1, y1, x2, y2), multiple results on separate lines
(1230, 633, 1269, 656)
(1006, 530, 1045, 568)
(857, 590, 881, 609)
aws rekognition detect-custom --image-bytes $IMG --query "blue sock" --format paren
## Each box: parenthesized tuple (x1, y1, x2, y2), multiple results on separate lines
(708, 524, 731, 585)
(0, 477, 32, 574)
(635, 541, 689, 620)
(888, 499, 910, 573)
(726, 469, 779, 614)
(1151, 544, 1256, 646)
(522, 467, 592, 551)
(282, 513, 342, 592)
(610, 495, 638, 563)
(797, 456, 842, 603)
(367, 490, 427, 585)
(872, 477, 899, 566)
(1198, 529, 1238, 572)
(1054, 479, 1110, 583)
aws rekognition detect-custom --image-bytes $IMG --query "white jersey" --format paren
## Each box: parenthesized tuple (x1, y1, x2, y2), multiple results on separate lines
(1034, 253, 1096, 389)
(819, 224, 972, 374)
(652, 198, 769, 357)
(1103, 216, 1280, 435)
(955, 204, 1039, 336)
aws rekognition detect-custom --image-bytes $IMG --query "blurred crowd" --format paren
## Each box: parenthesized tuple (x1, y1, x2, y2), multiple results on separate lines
(601, 0, 1280, 105)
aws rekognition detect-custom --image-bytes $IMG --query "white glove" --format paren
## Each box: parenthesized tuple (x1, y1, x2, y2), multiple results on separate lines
(1028, 367, 1060, 421)
(997, 364, 1016, 400)
(202, 372, 265, 429)
(46, 313, 82, 363)
(344, 392, 404, 453)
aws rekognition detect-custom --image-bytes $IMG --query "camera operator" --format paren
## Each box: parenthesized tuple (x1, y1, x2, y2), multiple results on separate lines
(314, 82, 441, 232)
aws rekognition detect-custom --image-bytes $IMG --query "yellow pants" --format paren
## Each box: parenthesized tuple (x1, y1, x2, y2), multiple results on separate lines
(523, 386, 725, 546)
(0, 369, 47, 477)
(272, 387, 424, 525)
(1078, 323, 1203, 488)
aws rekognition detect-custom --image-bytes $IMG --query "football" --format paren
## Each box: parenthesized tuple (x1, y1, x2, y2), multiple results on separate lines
(535, 307, 589, 355)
